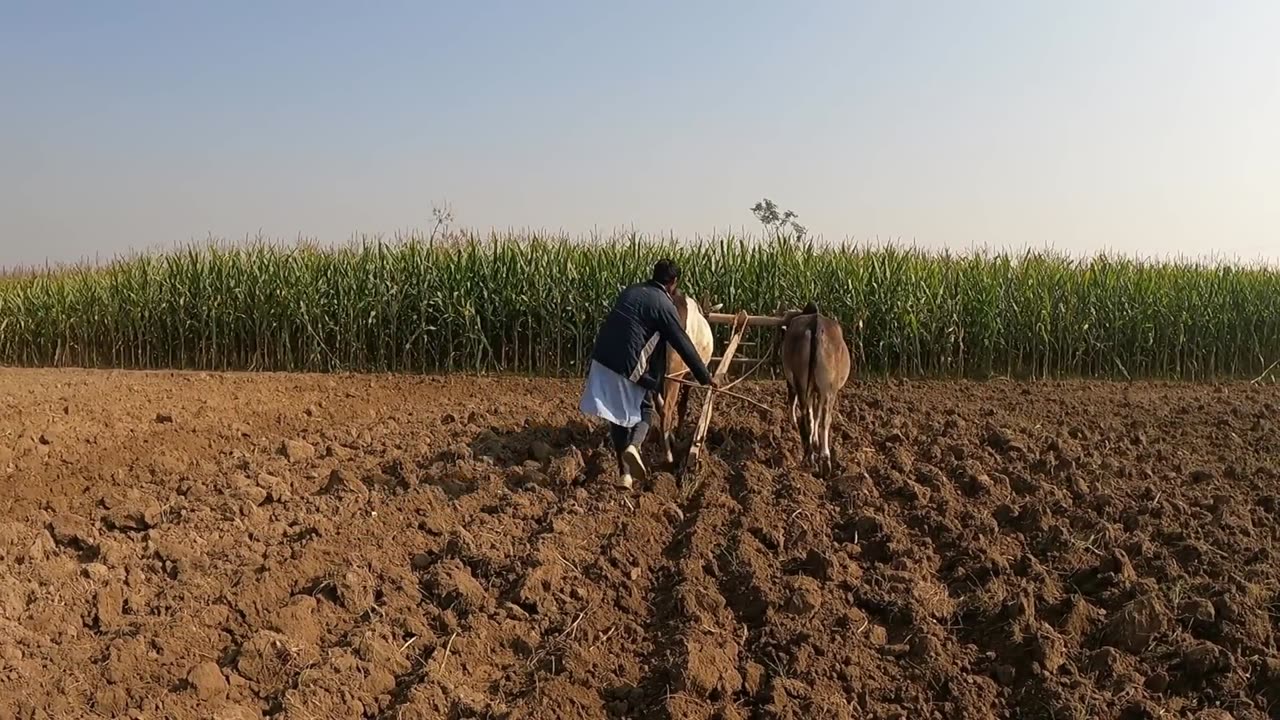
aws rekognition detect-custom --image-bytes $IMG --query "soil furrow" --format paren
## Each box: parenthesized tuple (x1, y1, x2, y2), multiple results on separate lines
(1, 371, 1278, 719)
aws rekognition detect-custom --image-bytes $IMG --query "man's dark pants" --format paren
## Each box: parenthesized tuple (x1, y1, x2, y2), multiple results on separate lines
(608, 391, 655, 463)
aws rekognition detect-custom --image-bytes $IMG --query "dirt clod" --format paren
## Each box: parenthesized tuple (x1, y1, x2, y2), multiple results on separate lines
(187, 661, 228, 700)
(528, 441, 553, 462)
(49, 514, 95, 548)
(1176, 640, 1231, 678)
(548, 448, 585, 486)
(782, 576, 823, 616)
(280, 439, 315, 462)
(1105, 594, 1170, 653)
(423, 559, 490, 615)
(26, 529, 55, 562)
(322, 468, 367, 496)
(103, 502, 162, 532)
(680, 638, 742, 698)
(94, 583, 125, 629)
(1180, 597, 1216, 626)
(236, 631, 314, 695)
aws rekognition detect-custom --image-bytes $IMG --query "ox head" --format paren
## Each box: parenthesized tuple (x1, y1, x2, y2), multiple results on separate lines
(776, 301, 819, 332)
(697, 296, 723, 317)
(673, 287, 722, 318)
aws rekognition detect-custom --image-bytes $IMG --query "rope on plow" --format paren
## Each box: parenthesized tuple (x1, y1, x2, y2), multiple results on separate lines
(663, 374, 773, 414)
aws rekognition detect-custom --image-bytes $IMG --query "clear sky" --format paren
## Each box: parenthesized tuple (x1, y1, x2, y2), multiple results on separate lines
(3, 1, 1278, 267)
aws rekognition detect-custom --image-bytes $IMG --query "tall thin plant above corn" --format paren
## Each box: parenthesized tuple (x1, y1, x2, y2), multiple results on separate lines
(2, 231, 1279, 380)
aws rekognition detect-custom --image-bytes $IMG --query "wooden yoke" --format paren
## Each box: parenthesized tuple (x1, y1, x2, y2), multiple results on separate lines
(705, 313, 787, 328)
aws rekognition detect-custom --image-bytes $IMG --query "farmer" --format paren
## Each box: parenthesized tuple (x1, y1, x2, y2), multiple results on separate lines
(580, 259, 717, 489)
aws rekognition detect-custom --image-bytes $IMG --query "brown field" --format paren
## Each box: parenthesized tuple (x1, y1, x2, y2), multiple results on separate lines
(2, 369, 1279, 719)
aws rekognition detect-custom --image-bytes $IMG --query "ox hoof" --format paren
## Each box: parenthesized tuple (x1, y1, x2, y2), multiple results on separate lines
(616, 472, 634, 490)
(818, 455, 835, 477)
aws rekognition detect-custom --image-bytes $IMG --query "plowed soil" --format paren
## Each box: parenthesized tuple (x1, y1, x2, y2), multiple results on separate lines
(2, 369, 1279, 720)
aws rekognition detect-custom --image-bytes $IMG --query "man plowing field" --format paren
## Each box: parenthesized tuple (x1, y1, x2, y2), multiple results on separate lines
(579, 259, 718, 489)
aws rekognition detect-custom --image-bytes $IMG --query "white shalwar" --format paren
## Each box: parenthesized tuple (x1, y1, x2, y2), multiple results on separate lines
(579, 360, 645, 428)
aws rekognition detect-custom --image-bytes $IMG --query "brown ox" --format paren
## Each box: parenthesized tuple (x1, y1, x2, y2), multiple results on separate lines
(780, 302, 851, 475)
(655, 291, 716, 466)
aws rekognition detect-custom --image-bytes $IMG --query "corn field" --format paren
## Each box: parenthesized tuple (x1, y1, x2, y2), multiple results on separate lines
(2, 231, 1280, 380)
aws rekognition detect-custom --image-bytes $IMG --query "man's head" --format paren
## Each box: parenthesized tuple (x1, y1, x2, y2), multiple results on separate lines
(652, 259, 681, 294)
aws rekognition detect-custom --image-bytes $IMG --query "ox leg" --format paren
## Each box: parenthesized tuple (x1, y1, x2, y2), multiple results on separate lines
(786, 382, 799, 430)
(811, 397, 824, 474)
(652, 391, 665, 452)
(798, 396, 815, 466)
(809, 400, 822, 471)
(655, 387, 669, 464)
(675, 381, 693, 464)
(819, 395, 836, 476)
(660, 380, 681, 465)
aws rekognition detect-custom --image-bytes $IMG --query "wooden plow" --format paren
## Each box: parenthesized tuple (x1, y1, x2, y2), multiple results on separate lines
(676, 311, 788, 484)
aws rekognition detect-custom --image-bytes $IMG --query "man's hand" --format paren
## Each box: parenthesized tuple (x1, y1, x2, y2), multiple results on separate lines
(708, 376, 722, 390)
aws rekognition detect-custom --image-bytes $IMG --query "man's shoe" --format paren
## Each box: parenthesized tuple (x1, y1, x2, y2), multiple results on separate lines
(622, 445, 648, 483)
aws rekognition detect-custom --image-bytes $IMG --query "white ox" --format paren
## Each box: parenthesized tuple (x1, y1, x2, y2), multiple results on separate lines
(656, 291, 717, 465)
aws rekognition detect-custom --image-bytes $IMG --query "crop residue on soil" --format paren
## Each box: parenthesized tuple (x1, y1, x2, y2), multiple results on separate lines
(2, 369, 1279, 719)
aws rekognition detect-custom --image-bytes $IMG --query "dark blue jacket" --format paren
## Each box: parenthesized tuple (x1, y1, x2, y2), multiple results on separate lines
(590, 281, 714, 392)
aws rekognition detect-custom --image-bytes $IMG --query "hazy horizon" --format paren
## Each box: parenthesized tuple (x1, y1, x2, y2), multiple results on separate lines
(4, 2, 1278, 267)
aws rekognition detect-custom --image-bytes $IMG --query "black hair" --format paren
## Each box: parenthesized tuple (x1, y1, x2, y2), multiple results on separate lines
(652, 259, 681, 285)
